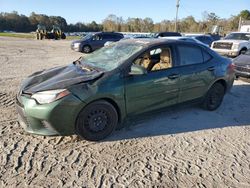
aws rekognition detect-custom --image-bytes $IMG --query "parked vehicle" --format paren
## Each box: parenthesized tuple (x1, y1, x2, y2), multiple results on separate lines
(211, 32, 250, 57)
(161, 36, 208, 46)
(233, 49, 250, 78)
(71, 32, 124, 53)
(36, 25, 66, 40)
(104, 35, 151, 46)
(185, 34, 215, 47)
(16, 39, 235, 141)
(154, 32, 182, 38)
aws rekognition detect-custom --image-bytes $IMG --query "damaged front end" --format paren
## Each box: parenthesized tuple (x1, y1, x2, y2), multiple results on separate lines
(16, 62, 104, 136)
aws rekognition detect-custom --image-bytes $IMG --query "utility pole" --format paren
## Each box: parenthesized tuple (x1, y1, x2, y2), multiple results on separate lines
(238, 16, 242, 32)
(175, 0, 180, 32)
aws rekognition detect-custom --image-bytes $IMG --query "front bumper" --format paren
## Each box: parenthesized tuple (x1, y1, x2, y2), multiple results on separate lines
(71, 43, 81, 52)
(16, 93, 86, 136)
(212, 48, 239, 57)
(235, 70, 250, 78)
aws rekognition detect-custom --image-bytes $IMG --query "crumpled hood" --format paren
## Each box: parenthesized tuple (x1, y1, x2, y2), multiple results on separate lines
(233, 54, 250, 66)
(21, 63, 103, 94)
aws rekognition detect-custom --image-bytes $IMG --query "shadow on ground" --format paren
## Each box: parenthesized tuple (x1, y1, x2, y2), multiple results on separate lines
(105, 83, 250, 141)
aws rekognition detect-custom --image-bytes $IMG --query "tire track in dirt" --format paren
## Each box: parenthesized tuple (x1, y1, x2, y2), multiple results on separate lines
(14, 141, 30, 172)
(0, 56, 9, 64)
(26, 143, 39, 174)
(0, 93, 15, 108)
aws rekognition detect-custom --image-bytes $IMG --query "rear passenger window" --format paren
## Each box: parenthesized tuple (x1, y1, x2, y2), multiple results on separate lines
(177, 45, 203, 65)
(115, 35, 123, 40)
(103, 34, 111, 40)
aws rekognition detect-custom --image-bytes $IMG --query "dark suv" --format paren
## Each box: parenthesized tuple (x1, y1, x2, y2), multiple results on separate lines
(185, 34, 215, 47)
(155, 32, 182, 38)
(71, 32, 124, 53)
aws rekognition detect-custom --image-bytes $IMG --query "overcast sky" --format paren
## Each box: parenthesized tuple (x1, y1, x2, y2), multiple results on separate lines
(0, 0, 249, 23)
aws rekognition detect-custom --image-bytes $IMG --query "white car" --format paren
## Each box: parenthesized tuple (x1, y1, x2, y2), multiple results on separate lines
(211, 32, 250, 57)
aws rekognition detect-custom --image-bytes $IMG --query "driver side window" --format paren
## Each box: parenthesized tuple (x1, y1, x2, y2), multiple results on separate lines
(93, 35, 102, 41)
(133, 47, 172, 72)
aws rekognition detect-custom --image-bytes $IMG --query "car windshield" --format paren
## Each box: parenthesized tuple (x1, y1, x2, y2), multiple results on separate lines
(80, 42, 144, 71)
(82, 33, 93, 40)
(224, 33, 250, 40)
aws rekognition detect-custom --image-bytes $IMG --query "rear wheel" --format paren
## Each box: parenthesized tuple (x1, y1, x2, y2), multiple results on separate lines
(239, 48, 247, 55)
(61, 33, 66, 39)
(82, 45, 92, 53)
(75, 100, 118, 141)
(202, 83, 225, 111)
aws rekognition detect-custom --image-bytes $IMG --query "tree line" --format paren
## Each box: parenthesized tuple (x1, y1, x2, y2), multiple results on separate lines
(0, 10, 249, 33)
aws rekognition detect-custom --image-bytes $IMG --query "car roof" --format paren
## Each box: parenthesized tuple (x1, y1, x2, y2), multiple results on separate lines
(99, 32, 122, 35)
(161, 36, 191, 39)
(186, 34, 211, 37)
(158, 31, 181, 34)
(156, 32, 181, 36)
(230, 32, 250, 34)
(95, 32, 123, 35)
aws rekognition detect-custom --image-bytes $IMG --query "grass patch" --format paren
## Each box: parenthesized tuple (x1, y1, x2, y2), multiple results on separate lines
(0, 32, 34, 39)
(65, 36, 81, 40)
(0, 32, 81, 40)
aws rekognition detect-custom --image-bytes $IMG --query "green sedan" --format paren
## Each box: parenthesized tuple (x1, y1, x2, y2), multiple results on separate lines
(16, 39, 235, 141)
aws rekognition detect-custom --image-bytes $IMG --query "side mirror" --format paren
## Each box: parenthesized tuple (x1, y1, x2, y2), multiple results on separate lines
(129, 64, 147, 76)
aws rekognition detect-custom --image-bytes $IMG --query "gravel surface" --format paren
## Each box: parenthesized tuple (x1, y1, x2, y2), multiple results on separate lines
(1, 37, 250, 188)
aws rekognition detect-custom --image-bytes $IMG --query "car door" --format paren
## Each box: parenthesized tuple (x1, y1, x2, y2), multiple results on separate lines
(102, 33, 111, 44)
(91, 34, 104, 50)
(124, 46, 180, 115)
(105, 34, 117, 42)
(176, 44, 217, 103)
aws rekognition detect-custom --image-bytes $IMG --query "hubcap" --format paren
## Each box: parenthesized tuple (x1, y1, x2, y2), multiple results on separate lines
(84, 46, 90, 53)
(85, 110, 109, 132)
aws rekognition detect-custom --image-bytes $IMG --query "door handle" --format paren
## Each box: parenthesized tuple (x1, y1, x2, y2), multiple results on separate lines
(207, 66, 215, 71)
(168, 74, 179, 79)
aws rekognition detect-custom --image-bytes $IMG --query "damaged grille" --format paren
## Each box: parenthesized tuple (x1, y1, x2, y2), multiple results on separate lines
(213, 42, 233, 50)
(16, 102, 30, 128)
(235, 65, 250, 73)
(16, 91, 30, 128)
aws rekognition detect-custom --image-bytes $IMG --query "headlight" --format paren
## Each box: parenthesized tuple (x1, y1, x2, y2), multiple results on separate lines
(73, 43, 81, 48)
(31, 89, 70, 104)
(232, 44, 239, 50)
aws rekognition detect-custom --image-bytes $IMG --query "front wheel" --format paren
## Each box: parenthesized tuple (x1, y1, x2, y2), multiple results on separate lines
(202, 82, 225, 111)
(75, 100, 118, 141)
(239, 49, 247, 55)
(82, 45, 92, 53)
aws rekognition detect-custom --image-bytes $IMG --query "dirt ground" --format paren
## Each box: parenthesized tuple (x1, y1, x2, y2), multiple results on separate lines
(0, 37, 250, 188)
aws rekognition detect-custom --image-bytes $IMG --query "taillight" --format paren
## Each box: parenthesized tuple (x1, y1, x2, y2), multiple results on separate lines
(228, 63, 235, 72)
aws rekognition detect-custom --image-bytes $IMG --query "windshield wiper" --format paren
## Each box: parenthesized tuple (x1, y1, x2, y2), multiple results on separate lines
(73, 57, 94, 72)
(73, 57, 83, 65)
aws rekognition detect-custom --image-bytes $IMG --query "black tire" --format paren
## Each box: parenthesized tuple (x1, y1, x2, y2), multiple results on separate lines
(75, 100, 118, 141)
(61, 33, 66, 39)
(239, 48, 247, 55)
(202, 82, 225, 111)
(82, 45, 92, 53)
